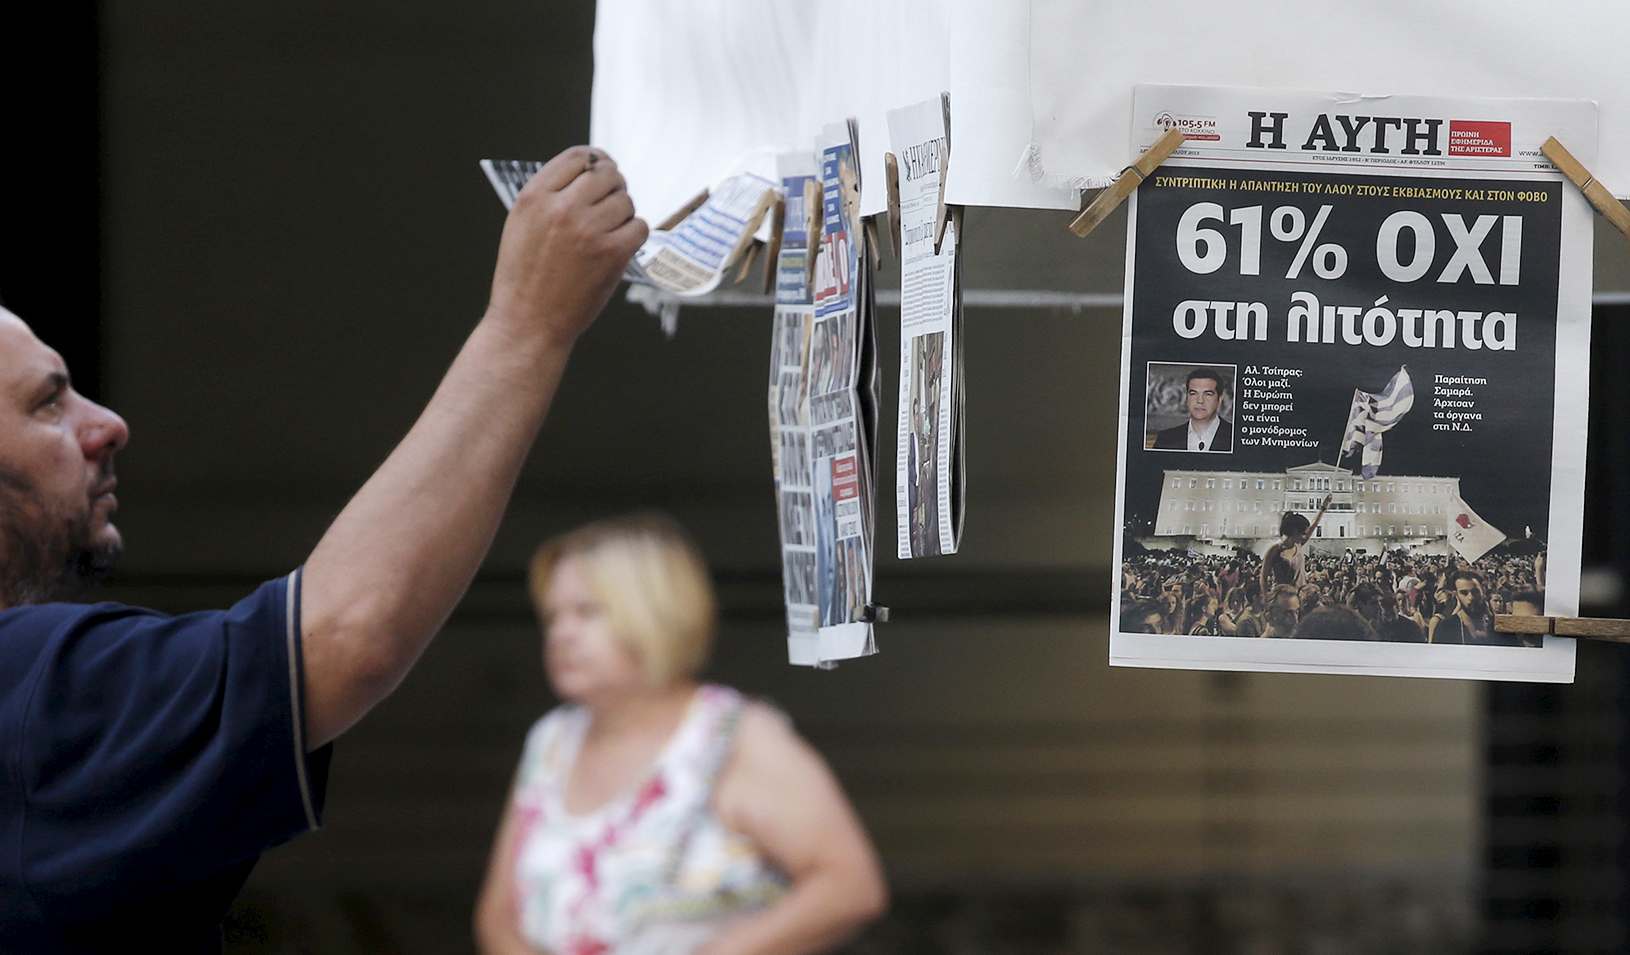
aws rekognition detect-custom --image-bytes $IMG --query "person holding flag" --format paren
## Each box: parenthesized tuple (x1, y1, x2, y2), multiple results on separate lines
(1341, 366, 1414, 479)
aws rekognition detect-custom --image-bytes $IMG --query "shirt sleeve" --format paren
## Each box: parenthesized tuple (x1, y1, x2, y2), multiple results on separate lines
(17, 570, 331, 923)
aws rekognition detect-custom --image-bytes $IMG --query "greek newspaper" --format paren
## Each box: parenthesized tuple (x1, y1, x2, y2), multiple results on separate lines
(772, 123, 880, 666)
(479, 159, 774, 296)
(1112, 86, 1594, 682)
(770, 153, 822, 663)
(887, 95, 965, 559)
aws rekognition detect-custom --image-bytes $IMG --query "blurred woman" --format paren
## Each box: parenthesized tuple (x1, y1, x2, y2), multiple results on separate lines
(477, 514, 887, 955)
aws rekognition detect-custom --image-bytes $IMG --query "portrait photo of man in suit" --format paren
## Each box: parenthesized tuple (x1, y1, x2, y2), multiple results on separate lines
(1148, 365, 1234, 453)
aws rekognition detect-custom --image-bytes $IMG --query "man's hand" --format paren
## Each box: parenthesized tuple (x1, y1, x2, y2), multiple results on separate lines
(487, 147, 648, 347)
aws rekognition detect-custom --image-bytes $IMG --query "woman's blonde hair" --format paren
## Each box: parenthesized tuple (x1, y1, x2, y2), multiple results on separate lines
(528, 512, 717, 686)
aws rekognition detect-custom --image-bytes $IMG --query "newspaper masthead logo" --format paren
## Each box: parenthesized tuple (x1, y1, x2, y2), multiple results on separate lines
(1244, 111, 1512, 158)
(1154, 111, 1220, 142)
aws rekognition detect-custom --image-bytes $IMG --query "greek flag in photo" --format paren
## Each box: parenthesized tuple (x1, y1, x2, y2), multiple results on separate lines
(1342, 366, 1414, 479)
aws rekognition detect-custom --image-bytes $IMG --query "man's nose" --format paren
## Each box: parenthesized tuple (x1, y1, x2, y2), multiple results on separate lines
(80, 398, 130, 461)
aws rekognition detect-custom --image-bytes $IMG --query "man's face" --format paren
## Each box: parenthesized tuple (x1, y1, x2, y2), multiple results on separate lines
(1186, 376, 1221, 426)
(1453, 576, 1488, 616)
(0, 310, 129, 606)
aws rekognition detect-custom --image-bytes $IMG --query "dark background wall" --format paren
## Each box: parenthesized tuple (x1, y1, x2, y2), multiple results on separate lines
(11, 2, 1630, 953)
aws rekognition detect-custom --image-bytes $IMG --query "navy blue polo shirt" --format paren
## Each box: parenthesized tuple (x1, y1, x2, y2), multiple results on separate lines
(0, 570, 331, 953)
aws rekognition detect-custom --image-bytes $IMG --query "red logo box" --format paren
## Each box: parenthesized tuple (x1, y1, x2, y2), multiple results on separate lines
(1448, 120, 1511, 157)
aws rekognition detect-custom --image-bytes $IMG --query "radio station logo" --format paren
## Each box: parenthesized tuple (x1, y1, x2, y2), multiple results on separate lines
(1154, 111, 1220, 142)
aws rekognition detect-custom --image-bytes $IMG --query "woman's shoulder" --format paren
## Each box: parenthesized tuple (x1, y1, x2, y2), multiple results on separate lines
(518, 703, 587, 776)
(696, 684, 790, 726)
(689, 685, 794, 756)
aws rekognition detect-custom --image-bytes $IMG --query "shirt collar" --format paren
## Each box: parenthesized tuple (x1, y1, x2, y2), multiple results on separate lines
(1189, 416, 1221, 449)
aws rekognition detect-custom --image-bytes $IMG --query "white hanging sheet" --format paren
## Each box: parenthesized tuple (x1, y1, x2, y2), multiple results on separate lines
(589, 0, 1077, 228)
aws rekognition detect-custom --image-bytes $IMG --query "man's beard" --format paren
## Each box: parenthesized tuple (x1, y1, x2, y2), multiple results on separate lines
(0, 464, 120, 606)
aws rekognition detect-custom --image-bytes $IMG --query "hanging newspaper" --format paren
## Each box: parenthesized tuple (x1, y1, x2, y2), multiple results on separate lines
(887, 95, 966, 559)
(1111, 85, 1594, 683)
(771, 123, 880, 667)
(770, 153, 822, 662)
(625, 172, 777, 295)
(479, 159, 774, 297)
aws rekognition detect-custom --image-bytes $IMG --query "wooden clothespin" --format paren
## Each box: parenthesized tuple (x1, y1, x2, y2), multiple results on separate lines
(838, 160, 862, 241)
(1496, 613, 1630, 642)
(883, 152, 902, 260)
(934, 91, 954, 254)
(656, 188, 709, 232)
(1542, 137, 1630, 245)
(761, 194, 786, 294)
(933, 140, 951, 254)
(720, 188, 779, 273)
(733, 242, 760, 284)
(805, 178, 822, 286)
(1068, 128, 1187, 239)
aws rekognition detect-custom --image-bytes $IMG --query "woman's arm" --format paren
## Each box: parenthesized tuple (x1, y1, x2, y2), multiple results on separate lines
(475, 792, 546, 955)
(698, 704, 888, 955)
(1306, 492, 1334, 534)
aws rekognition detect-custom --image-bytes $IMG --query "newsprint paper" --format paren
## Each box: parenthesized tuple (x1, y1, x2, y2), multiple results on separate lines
(887, 95, 965, 559)
(479, 159, 773, 297)
(770, 122, 880, 667)
(1112, 86, 1594, 682)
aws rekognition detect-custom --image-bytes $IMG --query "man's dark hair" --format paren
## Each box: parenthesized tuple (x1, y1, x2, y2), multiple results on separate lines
(1293, 605, 1377, 641)
(1510, 589, 1545, 609)
(1187, 367, 1227, 391)
(1349, 581, 1384, 606)
(1279, 511, 1311, 538)
(1446, 567, 1485, 590)
(1119, 600, 1164, 633)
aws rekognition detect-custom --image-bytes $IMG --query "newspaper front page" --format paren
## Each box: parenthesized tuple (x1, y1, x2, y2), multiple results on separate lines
(887, 95, 965, 559)
(772, 123, 880, 666)
(1112, 85, 1594, 682)
(770, 153, 822, 663)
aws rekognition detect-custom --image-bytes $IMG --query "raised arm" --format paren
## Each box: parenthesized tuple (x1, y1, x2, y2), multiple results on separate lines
(299, 147, 646, 749)
(701, 705, 888, 955)
(1307, 491, 1334, 533)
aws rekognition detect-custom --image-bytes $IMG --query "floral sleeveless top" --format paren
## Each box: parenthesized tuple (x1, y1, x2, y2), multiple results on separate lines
(510, 684, 788, 955)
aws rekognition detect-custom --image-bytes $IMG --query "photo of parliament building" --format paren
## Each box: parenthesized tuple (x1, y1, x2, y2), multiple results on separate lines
(1144, 461, 1465, 557)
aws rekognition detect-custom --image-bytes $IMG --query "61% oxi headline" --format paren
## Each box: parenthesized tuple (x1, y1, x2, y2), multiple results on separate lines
(1166, 202, 1534, 350)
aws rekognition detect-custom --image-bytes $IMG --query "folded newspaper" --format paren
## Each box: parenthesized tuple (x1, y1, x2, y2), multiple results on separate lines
(768, 121, 880, 667)
(479, 159, 776, 297)
(887, 94, 965, 559)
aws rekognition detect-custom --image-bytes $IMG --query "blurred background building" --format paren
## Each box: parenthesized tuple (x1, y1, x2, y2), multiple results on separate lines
(4, 2, 1630, 953)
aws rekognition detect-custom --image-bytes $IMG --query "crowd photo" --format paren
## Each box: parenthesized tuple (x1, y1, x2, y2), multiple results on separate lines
(1119, 509, 1545, 648)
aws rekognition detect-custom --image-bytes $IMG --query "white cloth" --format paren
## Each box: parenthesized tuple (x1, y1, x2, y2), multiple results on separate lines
(1027, 0, 1630, 196)
(589, 0, 1078, 225)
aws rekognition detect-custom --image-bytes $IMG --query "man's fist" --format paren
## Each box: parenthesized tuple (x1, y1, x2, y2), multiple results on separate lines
(487, 146, 648, 345)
